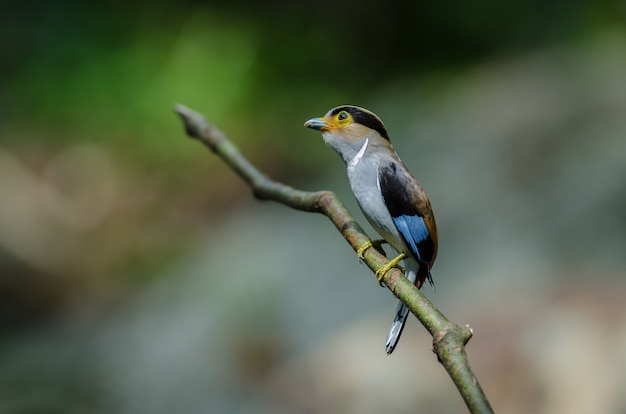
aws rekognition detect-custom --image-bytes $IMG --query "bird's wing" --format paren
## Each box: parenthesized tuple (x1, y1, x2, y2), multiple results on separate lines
(378, 161, 437, 272)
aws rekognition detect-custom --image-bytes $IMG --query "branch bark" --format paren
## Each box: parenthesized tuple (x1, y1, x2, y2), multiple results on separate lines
(174, 103, 494, 414)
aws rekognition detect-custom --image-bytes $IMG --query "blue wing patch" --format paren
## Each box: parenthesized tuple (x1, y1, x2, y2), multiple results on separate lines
(392, 215, 429, 262)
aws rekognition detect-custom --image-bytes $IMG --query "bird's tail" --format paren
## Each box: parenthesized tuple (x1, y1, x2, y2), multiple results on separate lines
(385, 261, 428, 355)
(385, 300, 410, 354)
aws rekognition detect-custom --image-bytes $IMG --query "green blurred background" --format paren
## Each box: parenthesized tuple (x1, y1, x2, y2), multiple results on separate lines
(1, 1, 626, 413)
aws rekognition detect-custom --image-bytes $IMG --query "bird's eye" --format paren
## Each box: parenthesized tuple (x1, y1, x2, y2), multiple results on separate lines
(337, 111, 349, 122)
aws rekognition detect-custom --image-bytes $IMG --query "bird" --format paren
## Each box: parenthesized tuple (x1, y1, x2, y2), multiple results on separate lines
(304, 105, 438, 355)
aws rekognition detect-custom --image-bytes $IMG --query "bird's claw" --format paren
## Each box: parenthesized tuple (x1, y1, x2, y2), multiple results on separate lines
(375, 252, 405, 284)
(356, 240, 373, 259)
(356, 239, 387, 259)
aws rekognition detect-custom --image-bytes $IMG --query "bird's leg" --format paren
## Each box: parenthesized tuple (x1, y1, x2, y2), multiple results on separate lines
(356, 239, 387, 259)
(376, 252, 405, 283)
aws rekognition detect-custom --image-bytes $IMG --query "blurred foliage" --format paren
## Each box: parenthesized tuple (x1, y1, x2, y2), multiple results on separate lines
(0, 0, 623, 325)
(1, 0, 622, 166)
(1, 2, 626, 412)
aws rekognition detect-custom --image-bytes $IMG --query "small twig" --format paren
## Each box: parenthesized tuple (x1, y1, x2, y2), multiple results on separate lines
(174, 103, 494, 414)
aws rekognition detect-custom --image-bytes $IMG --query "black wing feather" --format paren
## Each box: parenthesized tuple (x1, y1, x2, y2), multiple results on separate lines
(378, 162, 436, 272)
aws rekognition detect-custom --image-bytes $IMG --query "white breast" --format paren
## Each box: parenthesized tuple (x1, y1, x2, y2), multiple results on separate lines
(346, 155, 405, 254)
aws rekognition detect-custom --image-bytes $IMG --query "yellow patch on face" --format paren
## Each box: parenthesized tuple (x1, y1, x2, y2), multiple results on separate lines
(306, 108, 379, 143)
(334, 110, 352, 127)
(317, 110, 353, 131)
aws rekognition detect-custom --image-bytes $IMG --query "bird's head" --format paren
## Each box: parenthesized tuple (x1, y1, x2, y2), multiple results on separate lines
(305, 105, 391, 164)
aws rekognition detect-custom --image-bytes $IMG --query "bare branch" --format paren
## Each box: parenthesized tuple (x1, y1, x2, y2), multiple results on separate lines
(174, 103, 494, 414)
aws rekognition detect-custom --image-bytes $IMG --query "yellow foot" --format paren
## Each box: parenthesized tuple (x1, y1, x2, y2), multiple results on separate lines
(356, 241, 373, 259)
(376, 252, 405, 283)
(356, 239, 386, 259)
